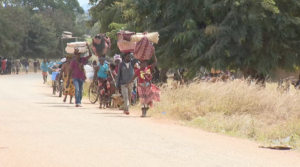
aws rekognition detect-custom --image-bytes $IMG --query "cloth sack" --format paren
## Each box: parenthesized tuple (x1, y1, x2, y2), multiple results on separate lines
(133, 35, 154, 61)
(117, 31, 136, 53)
(92, 34, 111, 57)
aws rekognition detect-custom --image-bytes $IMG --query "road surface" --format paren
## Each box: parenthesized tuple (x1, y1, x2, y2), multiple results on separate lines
(0, 73, 300, 167)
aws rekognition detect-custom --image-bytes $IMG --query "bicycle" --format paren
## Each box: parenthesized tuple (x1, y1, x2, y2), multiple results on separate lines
(89, 81, 99, 104)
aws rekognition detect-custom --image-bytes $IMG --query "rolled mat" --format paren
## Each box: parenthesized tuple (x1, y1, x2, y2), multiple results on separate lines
(131, 32, 159, 44)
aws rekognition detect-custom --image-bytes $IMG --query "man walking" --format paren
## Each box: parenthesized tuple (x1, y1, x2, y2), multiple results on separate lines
(67, 43, 92, 107)
(33, 59, 38, 73)
(116, 53, 137, 115)
(24, 58, 29, 74)
(40, 59, 49, 84)
(6, 58, 12, 75)
(15, 57, 21, 74)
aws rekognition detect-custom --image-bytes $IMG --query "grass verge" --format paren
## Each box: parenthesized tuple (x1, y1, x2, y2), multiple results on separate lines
(149, 81, 300, 149)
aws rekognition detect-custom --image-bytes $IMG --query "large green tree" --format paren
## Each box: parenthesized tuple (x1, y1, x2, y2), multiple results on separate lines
(0, 0, 85, 59)
(88, 0, 300, 78)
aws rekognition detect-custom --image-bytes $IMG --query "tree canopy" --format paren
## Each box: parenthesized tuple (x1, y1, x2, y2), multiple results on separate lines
(88, 0, 300, 77)
(0, 0, 86, 59)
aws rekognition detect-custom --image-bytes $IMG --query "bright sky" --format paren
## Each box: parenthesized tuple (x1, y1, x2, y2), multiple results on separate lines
(78, 0, 89, 6)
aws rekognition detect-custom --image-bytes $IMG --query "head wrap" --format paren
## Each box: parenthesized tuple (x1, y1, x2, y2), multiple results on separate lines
(113, 54, 122, 62)
(66, 54, 73, 58)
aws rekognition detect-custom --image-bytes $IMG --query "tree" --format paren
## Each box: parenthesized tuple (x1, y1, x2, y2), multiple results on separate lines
(22, 14, 57, 58)
(0, 0, 86, 59)
(88, 0, 300, 78)
(0, 5, 28, 57)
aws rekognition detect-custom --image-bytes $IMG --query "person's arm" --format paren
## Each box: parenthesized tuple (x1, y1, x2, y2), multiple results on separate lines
(59, 64, 65, 80)
(150, 52, 157, 70)
(93, 66, 99, 83)
(86, 42, 92, 60)
(116, 63, 122, 88)
(125, 73, 138, 87)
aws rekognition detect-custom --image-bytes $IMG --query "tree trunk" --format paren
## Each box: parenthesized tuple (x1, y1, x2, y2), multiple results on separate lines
(159, 68, 170, 83)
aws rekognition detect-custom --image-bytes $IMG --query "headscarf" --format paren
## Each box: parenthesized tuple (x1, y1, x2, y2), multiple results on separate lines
(114, 54, 122, 62)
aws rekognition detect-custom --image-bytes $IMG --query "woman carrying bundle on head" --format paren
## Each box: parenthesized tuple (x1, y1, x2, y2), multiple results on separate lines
(125, 53, 160, 117)
(93, 56, 111, 109)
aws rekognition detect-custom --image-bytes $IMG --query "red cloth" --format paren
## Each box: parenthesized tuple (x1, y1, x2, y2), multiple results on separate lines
(2, 60, 6, 71)
(135, 65, 152, 84)
(114, 65, 118, 74)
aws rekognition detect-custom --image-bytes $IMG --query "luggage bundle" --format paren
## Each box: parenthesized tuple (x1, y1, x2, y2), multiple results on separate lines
(62, 31, 73, 38)
(117, 31, 159, 61)
(92, 34, 111, 57)
(65, 42, 87, 54)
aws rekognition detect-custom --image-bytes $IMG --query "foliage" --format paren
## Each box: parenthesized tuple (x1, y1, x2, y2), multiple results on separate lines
(0, 0, 86, 59)
(88, 0, 300, 77)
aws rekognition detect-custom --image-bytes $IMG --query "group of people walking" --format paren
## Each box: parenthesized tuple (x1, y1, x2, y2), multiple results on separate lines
(0, 57, 25, 75)
(0, 57, 42, 75)
(49, 40, 160, 117)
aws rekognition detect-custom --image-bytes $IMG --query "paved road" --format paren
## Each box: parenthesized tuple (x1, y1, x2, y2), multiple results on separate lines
(1, 73, 300, 167)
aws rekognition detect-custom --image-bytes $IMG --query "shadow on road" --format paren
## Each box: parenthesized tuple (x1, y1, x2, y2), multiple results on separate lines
(92, 112, 123, 115)
(35, 102, 64, 104)
(44, 105, 73, 108)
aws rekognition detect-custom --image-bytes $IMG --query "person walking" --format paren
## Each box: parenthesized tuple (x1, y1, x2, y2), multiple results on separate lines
(6, 58, 12, 75)
(11, 61, 16, 74)
(15, 57, 21, 74)
(24, 58, 29, 74)
(126, 53, 160, 117)
(93, 57, 110, 109)
(33, 59, 38, 73)
(40, 59, 49, 84)
(59, 54, 75, 104)
(116, 53, 138, 115)
(2, 57, 7, 75)
(0, 57, 2, 74)
(37, 60, 41, 70)
(67, 43, 92, 107)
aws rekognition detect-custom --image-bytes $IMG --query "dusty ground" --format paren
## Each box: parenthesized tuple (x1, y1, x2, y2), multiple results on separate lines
(0, 73, 300, 167)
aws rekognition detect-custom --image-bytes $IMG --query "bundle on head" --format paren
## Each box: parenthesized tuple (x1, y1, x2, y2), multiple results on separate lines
(92, 34, 111, 57)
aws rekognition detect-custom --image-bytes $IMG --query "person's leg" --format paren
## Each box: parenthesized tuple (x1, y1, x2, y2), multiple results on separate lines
(78, 79, 84, 105)
(121, 85, 129, 114)
(72, 78, 80, 106)
(63, 95, 67, 103)
(69, 96, 73, 104)
(127, 84, 133, 107)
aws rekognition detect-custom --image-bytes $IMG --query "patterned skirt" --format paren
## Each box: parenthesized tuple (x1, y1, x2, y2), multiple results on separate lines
(137, 82, 161, 108)
(63, 75, 75, 96)
(98, 77, 110, 98)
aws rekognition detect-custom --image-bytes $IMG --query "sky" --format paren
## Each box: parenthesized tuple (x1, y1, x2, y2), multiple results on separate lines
(78, 0, 89, 6)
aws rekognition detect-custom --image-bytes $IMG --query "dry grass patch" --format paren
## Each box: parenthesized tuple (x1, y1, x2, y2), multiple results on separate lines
(151, 81, 300, 149)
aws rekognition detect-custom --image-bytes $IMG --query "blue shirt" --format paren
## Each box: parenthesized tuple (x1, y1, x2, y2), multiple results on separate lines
(97, 63, 109, 79)
(40, 62, 49, 72)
